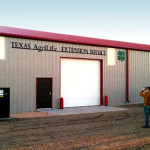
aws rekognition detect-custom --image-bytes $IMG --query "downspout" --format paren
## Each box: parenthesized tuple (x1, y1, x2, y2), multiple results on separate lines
(126, 49, 130, 102)
(100, 60, 103, 105)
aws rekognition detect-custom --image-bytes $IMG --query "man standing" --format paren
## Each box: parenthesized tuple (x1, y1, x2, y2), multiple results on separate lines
(139, 87, 150, 128)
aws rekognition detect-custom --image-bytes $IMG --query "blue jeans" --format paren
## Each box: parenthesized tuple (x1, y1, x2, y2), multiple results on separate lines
(143, 106, 150, 127)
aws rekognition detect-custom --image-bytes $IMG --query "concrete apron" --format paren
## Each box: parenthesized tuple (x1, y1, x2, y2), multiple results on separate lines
(37, 106, 128, 115)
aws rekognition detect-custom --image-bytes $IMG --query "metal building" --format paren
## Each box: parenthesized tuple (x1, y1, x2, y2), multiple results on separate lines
(0, 26, 150, 113)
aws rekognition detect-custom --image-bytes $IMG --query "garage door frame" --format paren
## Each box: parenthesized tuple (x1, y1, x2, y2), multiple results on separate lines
(60, 57, 103, 106)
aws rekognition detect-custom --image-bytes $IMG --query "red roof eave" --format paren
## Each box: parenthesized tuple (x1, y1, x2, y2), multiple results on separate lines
(0, 26, 150, 51)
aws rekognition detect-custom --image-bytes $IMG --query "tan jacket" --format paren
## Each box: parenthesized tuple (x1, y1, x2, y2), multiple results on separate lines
(139, 89, 150, 106)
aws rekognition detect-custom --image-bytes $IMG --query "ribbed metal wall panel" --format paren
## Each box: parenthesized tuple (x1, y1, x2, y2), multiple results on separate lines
(0, 36, 127, 113)
(129, 50, 150, 104)
(103, 49, 126, 105)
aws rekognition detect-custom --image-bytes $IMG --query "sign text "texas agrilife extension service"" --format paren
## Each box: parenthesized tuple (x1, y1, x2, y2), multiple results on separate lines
(10, 42, 106, 55)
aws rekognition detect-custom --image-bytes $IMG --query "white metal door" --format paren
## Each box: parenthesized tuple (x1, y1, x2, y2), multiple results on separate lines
(61, 58, 100, 107)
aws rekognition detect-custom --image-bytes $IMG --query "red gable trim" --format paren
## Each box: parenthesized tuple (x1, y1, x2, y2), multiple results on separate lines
(0, 26, 150, 51)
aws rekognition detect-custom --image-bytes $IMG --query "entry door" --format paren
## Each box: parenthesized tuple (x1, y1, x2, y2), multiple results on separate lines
(37, 78, 52, 108)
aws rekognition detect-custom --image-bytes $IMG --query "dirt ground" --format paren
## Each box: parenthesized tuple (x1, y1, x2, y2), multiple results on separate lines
(0, 104, 150, 150)
(10, 111, 55, 118)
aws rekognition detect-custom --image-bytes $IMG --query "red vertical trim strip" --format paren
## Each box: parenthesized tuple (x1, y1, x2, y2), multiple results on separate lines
(100, 60, 103, 105)
(126, 49, 129, 102)
(59, 58, 61, 100)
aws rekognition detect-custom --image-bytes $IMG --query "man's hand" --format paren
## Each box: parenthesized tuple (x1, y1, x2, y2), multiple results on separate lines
(140, 88, 146, 97)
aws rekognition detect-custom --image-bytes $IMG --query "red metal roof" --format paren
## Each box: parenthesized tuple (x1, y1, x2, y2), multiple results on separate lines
(0, 26, 150, 51)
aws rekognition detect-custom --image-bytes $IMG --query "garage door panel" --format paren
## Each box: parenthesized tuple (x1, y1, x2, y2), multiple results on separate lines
(64, 98, 100, 107)
(61, 59, 100, 107)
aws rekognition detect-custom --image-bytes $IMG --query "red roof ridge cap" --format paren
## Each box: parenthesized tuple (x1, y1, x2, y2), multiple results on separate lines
(0, 26, 150, 51)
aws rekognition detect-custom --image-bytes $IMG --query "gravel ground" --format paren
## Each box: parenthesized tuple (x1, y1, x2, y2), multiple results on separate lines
(0, 104, 150, 150)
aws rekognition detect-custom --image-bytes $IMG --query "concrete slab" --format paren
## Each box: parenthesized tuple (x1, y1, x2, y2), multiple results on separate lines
(37, 106, 128, 115)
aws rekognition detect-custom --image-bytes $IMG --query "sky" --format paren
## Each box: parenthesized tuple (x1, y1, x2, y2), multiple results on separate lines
(0, 0, 150, 45)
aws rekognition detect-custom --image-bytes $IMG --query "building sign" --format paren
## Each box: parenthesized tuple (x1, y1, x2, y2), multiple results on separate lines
(118, 51, 125, 61)
(10, 42, 106, 56)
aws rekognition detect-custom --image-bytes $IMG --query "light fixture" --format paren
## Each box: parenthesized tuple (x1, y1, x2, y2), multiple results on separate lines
(0, 36, 6, 60)
(107, 48, 116, 66)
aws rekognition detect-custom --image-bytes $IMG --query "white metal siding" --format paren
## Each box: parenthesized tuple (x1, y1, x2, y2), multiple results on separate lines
(103, 49, 126, 106)
(0, 36, 128, 113)
(129, 50, 150, 104)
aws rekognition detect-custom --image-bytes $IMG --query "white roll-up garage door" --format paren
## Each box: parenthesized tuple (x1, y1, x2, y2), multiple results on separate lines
(61, 58, 100, 107)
